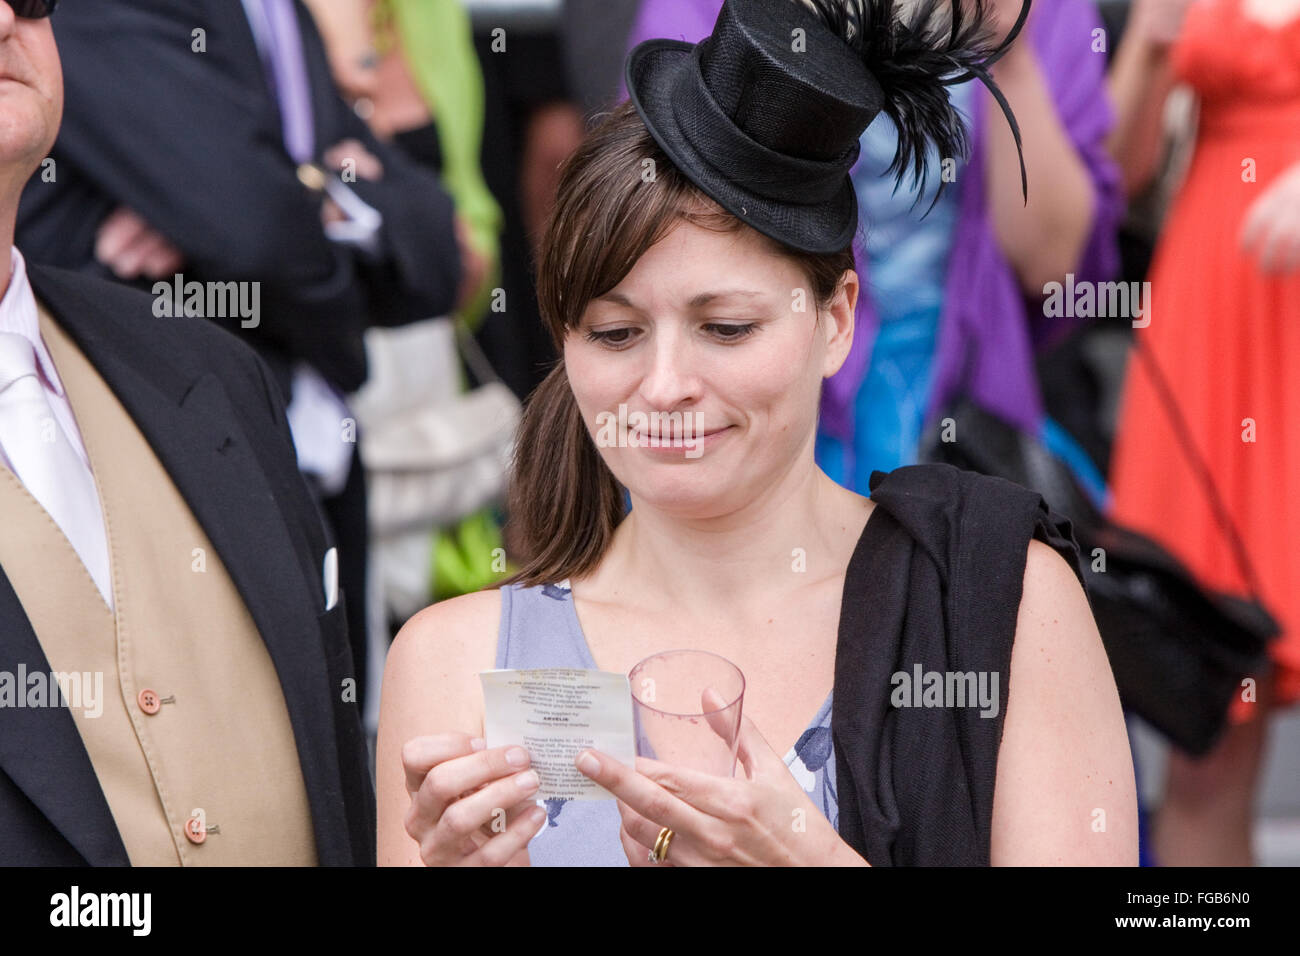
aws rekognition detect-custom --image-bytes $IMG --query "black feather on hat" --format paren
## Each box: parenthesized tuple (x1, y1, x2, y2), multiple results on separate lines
(624, 0, 1031, 254)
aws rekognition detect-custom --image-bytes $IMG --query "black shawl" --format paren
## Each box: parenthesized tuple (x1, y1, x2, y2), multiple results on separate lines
(831, 462, 1089, 865)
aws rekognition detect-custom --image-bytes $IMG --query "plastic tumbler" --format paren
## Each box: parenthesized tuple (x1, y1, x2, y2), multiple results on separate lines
(628, 649, 746, 776)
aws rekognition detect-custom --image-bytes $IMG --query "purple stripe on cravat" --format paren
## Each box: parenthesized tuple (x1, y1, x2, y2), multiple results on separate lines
(259, 0, 315, 163)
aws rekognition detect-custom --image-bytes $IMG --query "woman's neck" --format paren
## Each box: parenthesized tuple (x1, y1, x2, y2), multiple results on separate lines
(581, 453, 869, 616)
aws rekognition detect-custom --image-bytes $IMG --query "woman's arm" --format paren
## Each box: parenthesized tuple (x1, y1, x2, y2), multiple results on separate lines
(1105, 0, 1192, 199)
(989, 540, 1139, 865)
(986, 38, 1097, 295)
(375, 590, 502, 866)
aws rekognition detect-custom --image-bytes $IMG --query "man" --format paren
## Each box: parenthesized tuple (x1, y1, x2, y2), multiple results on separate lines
(16, 0, 483, 700)
(0, 0, 373, 865)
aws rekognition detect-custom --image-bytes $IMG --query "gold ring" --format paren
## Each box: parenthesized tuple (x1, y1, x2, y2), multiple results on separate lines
(648, 826, 674, 864)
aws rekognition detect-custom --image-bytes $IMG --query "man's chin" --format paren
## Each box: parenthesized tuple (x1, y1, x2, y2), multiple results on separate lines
(0, 120, 58, 176)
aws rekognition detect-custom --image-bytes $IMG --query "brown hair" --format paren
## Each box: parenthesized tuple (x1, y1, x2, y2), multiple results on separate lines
(499, 100, 856, 588)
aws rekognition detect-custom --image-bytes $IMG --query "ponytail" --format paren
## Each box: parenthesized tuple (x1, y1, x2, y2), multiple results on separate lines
(499, 361, 626, 588)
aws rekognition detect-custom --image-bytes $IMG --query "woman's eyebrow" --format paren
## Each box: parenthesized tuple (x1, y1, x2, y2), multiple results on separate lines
(593, 289, 766, 309)
(686, 289, 765, 307)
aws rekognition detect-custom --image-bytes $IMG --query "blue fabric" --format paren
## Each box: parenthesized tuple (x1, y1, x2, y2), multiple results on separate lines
(497, 579, 837, 865)
(1038, 415, 1112, 513)
(817, 82, 974, 492)
(817, 302, 941, 490)
(1127, 714, 1156, 867)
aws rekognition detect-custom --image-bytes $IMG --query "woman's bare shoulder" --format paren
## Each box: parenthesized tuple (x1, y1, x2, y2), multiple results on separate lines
(386, 588, 506, 690)
(990, 538, 1138, 864)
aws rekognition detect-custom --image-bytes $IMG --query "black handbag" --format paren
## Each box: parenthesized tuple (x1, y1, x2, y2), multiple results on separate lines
(917, 337, 1277, 756)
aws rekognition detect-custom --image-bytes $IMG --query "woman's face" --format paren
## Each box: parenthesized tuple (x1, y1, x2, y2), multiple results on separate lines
(565, 218, 856, 519)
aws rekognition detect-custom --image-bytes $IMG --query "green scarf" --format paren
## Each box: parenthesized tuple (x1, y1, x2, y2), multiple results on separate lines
(376, 0, 503, 331)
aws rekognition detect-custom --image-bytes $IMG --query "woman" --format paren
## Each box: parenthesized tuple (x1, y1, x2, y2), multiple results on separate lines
(1106, 0, 1300, 865)
(377, 0, 1138, 866)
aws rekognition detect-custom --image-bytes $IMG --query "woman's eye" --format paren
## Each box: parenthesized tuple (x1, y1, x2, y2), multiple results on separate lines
(584, 327, 638, 347)
(582, 323, 756, 346)
(705, 322, 758, 341)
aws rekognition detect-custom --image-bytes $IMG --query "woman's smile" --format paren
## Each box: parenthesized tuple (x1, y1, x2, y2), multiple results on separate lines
(633, 424, 735, 454)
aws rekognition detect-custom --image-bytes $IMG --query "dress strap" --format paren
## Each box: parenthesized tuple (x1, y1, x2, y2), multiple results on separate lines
(495, 580, 596, 670)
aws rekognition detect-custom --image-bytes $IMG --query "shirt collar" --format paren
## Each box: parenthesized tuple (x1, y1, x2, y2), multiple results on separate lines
(0, 247, 66, 398)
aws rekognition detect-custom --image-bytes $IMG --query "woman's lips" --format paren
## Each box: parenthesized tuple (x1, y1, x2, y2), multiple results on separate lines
(632, 425, 733, 452)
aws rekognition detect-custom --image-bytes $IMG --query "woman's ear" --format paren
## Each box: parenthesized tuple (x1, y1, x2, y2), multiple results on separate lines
(821, 268, 858, 379)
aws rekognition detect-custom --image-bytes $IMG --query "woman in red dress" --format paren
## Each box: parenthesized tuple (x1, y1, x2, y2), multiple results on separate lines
(1108, 0, 1300, 864)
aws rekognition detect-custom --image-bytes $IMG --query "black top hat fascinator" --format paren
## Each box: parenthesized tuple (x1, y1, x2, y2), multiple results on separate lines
(625, 0, 1031, 254)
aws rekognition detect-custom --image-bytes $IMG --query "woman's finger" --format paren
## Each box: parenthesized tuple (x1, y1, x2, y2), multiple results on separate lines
(411, 744, 532, 828)
(407, 796, 479, 866)
(619, 818, 672, 867)
(409, 774, 539, 866)
(431, 767, 541, 849)
(424, 745, 532, 805)
(617, 798, 697, 866)
(466, 804, 548, 867)
(503, 845, 533, 867)
(697, 688, 784, 783)
(476, 796, 539, 841)
(732, 713, 787, 782)
(700, 685, 742, 748)
(401, 733, 480, 794)
(628, 753, 753, 823)
(574, 748, 711, 838)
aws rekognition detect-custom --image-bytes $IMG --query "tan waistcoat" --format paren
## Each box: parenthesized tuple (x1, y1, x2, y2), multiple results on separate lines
(0, 304, 318, 865)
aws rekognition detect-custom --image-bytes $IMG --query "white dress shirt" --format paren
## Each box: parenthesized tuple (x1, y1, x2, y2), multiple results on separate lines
(0, 247, 115, 610)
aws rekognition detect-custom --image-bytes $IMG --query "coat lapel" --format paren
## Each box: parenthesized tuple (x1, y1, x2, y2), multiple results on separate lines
(10, 266, 350, 862)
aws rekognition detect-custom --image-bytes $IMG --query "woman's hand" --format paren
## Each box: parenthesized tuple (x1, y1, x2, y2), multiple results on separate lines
(574, 713, 868, 867)
(1240, 163, 1300, 275)
(401, 732, 548, 866)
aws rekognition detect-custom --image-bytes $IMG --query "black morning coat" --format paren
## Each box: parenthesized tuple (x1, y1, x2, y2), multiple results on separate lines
(832, 462, 1091, 865)
(0, 265, 375, 866)
(16, 0, 464, 399)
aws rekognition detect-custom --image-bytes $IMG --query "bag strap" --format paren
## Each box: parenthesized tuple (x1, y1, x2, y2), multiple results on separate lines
(951, 298, 1263, 603)
(451, 314, 505, 389)
(1129, 335, 1266, 602)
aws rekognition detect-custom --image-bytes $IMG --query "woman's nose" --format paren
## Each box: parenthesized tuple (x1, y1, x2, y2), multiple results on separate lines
(637, 332, 699, 410)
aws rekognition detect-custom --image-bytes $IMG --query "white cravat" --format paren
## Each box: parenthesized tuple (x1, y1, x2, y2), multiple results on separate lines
(0, 331, 114, 612)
